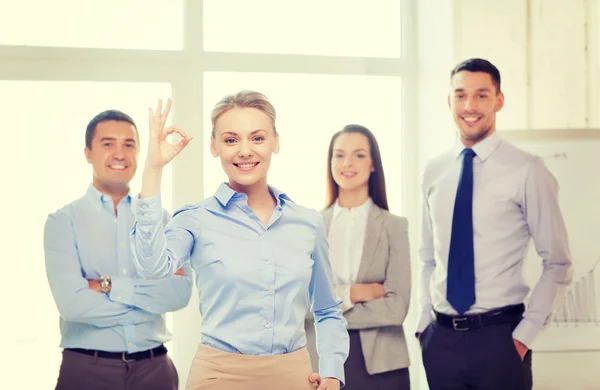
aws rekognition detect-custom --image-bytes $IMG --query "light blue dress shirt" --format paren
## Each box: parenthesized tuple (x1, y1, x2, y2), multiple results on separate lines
(44, 185, 193, 353)
(418, 133, 573, 347)
(130, 183, 349, 384)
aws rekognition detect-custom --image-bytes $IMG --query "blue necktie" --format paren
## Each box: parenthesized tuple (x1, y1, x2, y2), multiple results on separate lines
(447, 148, 476, 314)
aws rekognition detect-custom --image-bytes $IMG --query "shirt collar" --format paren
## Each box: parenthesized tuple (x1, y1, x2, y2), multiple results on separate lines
(214, 182, 292, 208)
(332, 197, 373, 221)
(85, 183, 132, 208)
(454, 131, 500, 162)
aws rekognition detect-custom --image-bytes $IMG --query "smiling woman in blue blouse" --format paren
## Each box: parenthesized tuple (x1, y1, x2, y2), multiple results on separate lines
(129, 91, 349, 390)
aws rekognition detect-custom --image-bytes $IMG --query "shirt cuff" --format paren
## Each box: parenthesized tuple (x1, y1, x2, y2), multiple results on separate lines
(336, 285, 354, 312)
(319, 358, 346, 388)
(416, 308, 434, 334)
(109, 277, 134, 306)
(512, 317, 541, 348)
(135, 193, 163, 224)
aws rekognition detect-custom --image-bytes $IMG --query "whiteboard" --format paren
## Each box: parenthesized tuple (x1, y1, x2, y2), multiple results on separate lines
(506, 132, 600, 351)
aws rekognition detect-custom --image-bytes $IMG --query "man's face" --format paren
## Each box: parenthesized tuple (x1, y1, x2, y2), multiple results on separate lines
(84, 120, 138, 191)
(448, 71, 504, 147)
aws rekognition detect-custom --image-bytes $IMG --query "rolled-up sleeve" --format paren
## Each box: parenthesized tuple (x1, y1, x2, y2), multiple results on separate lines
(308, 214, 349, 386)
(130, 193, 195, 280)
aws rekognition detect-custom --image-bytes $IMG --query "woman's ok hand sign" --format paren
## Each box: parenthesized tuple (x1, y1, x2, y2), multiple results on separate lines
(146, 98, 193, 168)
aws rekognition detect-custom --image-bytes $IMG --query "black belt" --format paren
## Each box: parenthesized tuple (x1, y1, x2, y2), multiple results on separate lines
(66, 344, 167, 362)
(434, 304, 525, 331)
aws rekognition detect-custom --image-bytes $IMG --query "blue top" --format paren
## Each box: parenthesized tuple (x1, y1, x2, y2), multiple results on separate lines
(130, 183, 349, 384)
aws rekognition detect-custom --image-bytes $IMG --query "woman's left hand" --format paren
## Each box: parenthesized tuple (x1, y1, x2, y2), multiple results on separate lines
(308, 373, 340, 390)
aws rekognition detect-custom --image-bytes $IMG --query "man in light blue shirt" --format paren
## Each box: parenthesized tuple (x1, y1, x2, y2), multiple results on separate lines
(44, 110, 193, 390)
(416, 59, 572, 390)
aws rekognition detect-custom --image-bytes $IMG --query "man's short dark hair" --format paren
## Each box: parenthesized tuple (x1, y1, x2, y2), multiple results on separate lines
(450, 58, 501, 93)
(85, 110, 138, 149)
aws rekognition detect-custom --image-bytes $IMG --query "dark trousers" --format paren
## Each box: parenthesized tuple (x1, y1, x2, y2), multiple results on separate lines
(420, 321, 532, 390)
(55, 349, 178, 390)
(344, 330, 411, 390)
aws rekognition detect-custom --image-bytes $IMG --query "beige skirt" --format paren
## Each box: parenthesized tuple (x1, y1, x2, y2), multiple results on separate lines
(186, 344, 318, 390)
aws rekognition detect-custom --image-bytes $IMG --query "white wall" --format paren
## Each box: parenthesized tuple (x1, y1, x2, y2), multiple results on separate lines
(452, 0, 597, 131)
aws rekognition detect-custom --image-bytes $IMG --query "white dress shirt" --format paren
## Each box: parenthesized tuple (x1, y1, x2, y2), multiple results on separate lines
(329, 197, 373, 311)
(417, 132, 573, 347)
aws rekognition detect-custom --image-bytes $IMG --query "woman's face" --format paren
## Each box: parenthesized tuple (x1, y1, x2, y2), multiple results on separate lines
(211, 107, 279, 192)
(330, 132, 374, 192)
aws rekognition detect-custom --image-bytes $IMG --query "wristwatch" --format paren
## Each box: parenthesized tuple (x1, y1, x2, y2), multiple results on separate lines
(99, 276, 112, 293)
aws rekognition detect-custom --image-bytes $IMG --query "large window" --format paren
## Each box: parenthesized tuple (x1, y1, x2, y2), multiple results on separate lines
(0, 0, 183, 50)
(203, 0, 401, 57)
(203, 72, 402, 212)
(0, 81, 172, 389)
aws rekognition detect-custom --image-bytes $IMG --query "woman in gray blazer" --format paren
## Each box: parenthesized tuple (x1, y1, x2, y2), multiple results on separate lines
(306, 124, 411, 389)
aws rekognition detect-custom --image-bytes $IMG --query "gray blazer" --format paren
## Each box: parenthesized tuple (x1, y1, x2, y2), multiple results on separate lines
(305, 204, 411, 375)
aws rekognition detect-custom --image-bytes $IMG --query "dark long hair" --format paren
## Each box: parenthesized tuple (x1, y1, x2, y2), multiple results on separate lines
(325, 124, 389, 211)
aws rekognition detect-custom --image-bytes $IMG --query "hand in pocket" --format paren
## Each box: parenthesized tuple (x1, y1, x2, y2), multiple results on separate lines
(512, 339, 528, 361)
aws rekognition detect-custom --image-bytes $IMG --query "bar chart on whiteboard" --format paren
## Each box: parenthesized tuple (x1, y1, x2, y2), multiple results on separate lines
(513, 136, 600, 352)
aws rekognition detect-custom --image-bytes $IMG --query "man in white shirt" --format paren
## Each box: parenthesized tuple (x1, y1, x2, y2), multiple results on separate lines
(416, 58, 572, 390)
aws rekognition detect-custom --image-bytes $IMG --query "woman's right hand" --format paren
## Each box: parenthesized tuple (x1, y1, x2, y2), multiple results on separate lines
(146, 98, 193, 168)
(350, 283, 386, 303)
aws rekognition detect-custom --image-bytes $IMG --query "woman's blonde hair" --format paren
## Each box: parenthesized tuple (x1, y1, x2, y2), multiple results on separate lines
(210, 90, 277, 137)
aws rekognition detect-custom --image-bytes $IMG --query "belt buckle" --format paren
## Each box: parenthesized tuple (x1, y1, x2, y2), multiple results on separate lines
(452, 317, 470, 331)
(122, 352, 135, 363)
